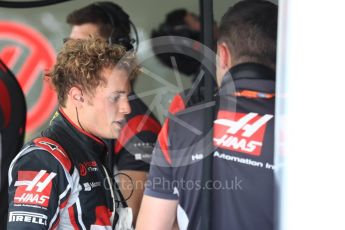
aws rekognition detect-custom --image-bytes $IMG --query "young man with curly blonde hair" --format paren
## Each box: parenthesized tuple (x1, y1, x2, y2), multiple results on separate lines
(66, 4, 162, 225)
(7, 38, 138, 229)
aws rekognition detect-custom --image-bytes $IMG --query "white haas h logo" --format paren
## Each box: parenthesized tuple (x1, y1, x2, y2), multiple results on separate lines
(213, 112, 273, 156)
(14, 170, 56, 207)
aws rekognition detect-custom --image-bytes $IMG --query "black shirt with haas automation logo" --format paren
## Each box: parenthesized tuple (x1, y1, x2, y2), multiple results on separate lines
(146, 63, 275, 230)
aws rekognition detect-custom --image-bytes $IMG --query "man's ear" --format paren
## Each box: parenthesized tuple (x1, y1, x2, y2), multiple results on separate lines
(216, 42, 232, 86)
(217, 42, 232, 70)
(69, 87, 84, 106)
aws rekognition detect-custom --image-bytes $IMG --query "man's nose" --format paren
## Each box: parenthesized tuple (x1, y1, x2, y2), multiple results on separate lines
(120, 99, 131, 115)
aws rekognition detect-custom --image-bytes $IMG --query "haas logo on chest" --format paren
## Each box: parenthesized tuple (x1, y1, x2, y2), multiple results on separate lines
(213, 111, 273, 156)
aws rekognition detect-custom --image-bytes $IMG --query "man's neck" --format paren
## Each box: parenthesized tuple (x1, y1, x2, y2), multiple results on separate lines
(60, 105, 82, 130)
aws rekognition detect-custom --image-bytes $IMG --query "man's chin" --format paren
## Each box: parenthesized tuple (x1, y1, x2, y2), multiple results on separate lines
(110, 129, 121, 140)
(98, 129, 120, 140)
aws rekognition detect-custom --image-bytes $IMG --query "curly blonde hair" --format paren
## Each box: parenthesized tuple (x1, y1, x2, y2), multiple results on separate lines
(47, 38, 139, 106)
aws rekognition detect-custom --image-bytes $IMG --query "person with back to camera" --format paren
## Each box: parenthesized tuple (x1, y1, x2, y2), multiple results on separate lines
(137, 1, 278, 229)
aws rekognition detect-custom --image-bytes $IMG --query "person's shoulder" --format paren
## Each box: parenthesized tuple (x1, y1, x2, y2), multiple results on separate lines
(169, 87, 206, 115)
(168, 101, 213, 140)
(171, 100, 211, 123)
(11, 137, 73, 174)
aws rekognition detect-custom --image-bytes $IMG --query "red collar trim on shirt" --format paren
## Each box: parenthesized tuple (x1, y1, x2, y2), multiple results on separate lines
(59, 108, 105, 146)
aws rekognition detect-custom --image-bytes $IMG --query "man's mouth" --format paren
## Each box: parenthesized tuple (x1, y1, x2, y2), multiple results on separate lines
(113, 119, 126, 129)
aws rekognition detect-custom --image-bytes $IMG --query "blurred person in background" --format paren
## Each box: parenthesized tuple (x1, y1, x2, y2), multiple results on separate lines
(151, 8, 219, 114)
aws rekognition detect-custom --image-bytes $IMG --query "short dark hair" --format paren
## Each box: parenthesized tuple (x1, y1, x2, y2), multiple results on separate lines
(219, 0, 278, 69)
(66, 2, 130, 41)
(165, 9, 188, 27)
(151, 9, 201, 76)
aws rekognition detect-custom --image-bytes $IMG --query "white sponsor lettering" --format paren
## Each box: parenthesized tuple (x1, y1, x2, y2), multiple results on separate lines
(134, 153, 142, 160)
(14, 193, 49, 204)
(84, 182, 91, 191)
(9, 211, 47, 226)
(88, 167, 98, 172)
(191, 153, 203, 161)
(83, 182, 101, 191)
(213, 135, 262, 152)
(213, 151, 264, 168)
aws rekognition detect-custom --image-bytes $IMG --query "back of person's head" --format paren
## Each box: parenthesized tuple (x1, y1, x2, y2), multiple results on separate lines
(151, 8, 202, 76)
(219, 0, 278, 69)
(165, 9, 190, 27)
(47, 38, 138, 107)
(66, 1, 131, 50)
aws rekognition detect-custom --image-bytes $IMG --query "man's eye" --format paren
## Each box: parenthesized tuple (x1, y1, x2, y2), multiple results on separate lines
(109, 95, 120, 103)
